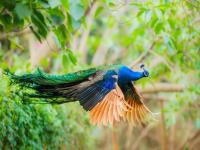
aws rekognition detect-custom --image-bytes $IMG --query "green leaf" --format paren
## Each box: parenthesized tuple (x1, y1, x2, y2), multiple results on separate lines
(154, 22, 164, 34)
(52, 35, 61, 48)
(53, 24, 68, 49)
(14, 4, 31, 20)
(163, 35, 176, 52)
(145, 10, 152, 22)
(108, 2, 115, 7)
(13, 13, 24, 28)
(70, 16, 81, 30)
(150, 17, 159, 28)
(0, 14, 13, 31)
(137, 9, 145, 17)
(70, 3, 84, 20)
(95, 6, 103, 18)
(30, 26, 42, 42)
(168, 18, 176, 29)
(49, 9, 65, 26)
(67, 49, 77, 65)
(31, 12, 48, 40)
(61, 0, 69, 11)
(40, 58, 49, 68)
(155, 9, 162, 19)
(62, 53, 69, 68)
(48, 0, 61, 8)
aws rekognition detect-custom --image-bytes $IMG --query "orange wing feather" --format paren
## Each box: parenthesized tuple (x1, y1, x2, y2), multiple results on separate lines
(89, 84, 153, 126)
(89, 85, 129, 126)
(123, 88, 153, 125)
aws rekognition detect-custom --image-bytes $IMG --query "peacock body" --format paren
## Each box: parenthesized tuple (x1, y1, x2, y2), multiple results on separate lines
(6, 64, 153, 126)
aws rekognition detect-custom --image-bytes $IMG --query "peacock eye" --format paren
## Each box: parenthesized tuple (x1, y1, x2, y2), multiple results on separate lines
(140, 64, 145, 68)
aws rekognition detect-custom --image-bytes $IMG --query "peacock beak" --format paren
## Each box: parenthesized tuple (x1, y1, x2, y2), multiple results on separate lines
(143, 69, 149, 77)
(140, 64, 149, 77)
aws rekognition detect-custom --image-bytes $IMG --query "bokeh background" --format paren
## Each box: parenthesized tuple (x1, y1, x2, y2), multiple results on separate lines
(0, 0, 199, 150)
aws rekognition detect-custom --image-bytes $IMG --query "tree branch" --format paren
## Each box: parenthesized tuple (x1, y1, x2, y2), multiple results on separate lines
(179, 129, 200, 150)
(132, 125, 153, 150)
(137, 83, 184, 94)
(130, 42, 155, 67)
(0, 29, 30, 40)
(84, 0, 98, 17)
(78, 1, 98, 63)
(159, 99, 168, 150)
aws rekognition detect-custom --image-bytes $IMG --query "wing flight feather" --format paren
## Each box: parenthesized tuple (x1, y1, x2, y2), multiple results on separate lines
(89, 85, 130, 126)
(123, 84, 153, 125)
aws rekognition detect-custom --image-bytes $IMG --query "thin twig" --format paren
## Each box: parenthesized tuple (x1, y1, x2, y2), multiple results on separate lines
(112, 123, 119, 150)
(78, 1, 98, 63)
(0, 29, 31, 40)
(149, 50, 174, 71)
(178, 129, 200, 150)
(132, 125, 152, 150)
(130, 42, 155, 68)
(0, 7, 6, 14)
(137, 83, 184, 94)
(84, 0, 98, 17)
(159, 99, 168, 150)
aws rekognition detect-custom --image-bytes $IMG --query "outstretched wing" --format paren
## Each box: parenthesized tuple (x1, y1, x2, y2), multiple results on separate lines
(6, 67, 130, 126)
(89, 85, 130, 126)
(6, 68, 117, 108)
(120, 82, 153, 125)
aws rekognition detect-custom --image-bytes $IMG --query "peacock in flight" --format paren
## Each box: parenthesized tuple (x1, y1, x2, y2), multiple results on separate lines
(6, 64, 154, 126)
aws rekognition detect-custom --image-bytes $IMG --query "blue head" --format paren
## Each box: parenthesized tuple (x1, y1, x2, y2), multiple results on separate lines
(118, 64, 149, 83)
(140, 64, 149, 77)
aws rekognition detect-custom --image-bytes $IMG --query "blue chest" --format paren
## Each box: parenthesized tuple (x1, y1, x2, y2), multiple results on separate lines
(118, 66, 144, 84)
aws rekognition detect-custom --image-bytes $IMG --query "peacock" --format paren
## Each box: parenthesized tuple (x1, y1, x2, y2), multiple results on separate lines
(5, 64, 154, 126)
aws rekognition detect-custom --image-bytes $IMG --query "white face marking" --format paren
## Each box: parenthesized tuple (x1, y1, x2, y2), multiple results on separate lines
(112, 75, 118, 79)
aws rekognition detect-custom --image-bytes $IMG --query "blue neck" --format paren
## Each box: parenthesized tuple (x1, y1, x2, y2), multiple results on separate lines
(118, 66, 145, 84)
(129, 71, 144, 81)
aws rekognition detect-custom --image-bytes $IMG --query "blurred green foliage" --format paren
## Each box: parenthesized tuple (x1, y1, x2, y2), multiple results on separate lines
(0, 0, 200, 149)
(0, 0, 97, 149)
(0, 0, 88, 63)
(0, 72, 96, 149)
